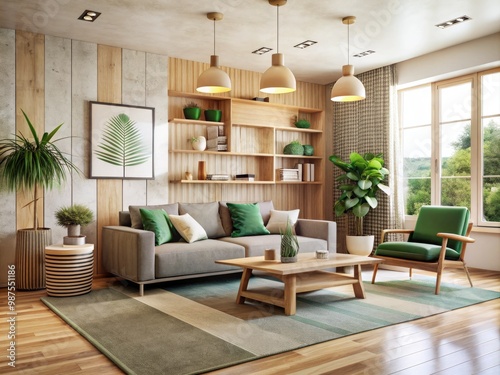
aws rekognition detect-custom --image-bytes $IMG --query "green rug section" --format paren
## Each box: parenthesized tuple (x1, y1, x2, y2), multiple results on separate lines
(41, 275, 500, 375)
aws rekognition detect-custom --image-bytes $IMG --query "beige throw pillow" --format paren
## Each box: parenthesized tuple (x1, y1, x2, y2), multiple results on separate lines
(265, 209, 300, 234)
(169, 213, 208, 243)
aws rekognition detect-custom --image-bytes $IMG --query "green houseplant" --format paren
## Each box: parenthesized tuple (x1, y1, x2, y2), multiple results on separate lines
(280, 221, 300, 262)
(183, 102, 201, 120)
(329, 152, 390, 255)
(55, 204, 94, 245)
(0, 109, 80, 289)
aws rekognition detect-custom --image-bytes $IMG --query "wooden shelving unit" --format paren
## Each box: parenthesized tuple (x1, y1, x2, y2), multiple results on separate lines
(167, 91, 325, 218)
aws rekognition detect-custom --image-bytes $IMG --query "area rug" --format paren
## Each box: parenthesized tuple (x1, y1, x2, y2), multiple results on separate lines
(41, 274, 500, 375)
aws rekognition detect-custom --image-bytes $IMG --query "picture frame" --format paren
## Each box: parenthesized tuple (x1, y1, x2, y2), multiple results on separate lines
(90, 101, 155, 179)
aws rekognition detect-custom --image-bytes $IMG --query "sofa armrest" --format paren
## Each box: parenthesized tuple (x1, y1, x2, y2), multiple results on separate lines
(102, 226, 156, 282)
(295, 219, 337, 252)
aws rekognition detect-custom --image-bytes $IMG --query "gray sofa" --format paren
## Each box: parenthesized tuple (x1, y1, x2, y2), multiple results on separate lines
(102, 201, 336, 295)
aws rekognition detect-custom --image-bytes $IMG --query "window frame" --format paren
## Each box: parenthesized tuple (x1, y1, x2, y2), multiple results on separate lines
(399, 67, 500, 228)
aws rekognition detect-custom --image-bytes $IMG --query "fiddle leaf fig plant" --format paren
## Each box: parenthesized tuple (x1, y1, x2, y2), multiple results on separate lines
(0, 109, 80, 229)
(329, 152, 390, 236)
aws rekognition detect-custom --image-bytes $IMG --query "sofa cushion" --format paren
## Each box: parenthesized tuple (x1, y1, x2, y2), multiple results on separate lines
(139, 208, 178, 246)
(179, 202, 225, 239)
(266, 209, 300, 234)
(219, 235, 327, 257)
(155, 240, 245, 278)
(169, 213, 208, 243)
(227, 202, 270, 237)
(220, 201, 274, 236)
(129, 203, 179, 229)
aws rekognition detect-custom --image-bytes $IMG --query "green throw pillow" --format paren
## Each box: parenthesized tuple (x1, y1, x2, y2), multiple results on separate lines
(139, 208, 179, 245)
(227, 202, 270, 238)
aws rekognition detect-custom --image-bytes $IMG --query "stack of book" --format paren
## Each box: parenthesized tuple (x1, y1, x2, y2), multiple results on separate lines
(278, 168, 300, 181)
(235, 174, 255, 181)
(207, 126, 227, 152)
(206, 174, 230, 181)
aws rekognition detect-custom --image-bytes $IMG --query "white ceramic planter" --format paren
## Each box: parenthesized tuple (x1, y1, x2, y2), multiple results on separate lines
(346, 235, 374, 256)
(191, 136, 206, 151)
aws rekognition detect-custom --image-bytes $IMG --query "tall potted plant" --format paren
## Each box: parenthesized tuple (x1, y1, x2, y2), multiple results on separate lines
(0, 109, 80, 289)
(329, 152, 390, 255)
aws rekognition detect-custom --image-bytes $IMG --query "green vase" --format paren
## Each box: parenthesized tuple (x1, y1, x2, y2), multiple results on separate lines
(204, 109, 222, 122)
(183, 107, 201, 120)
(303, 145, 314, 156)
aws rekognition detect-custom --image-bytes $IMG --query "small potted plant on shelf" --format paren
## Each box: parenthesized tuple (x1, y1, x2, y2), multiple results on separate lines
(294, 118, 311, 129)
(190, 136, 206, 151)
(55, 204, 94, 245)
(329, 152, 390, 256)
(280, 221, 300, 263)
(183, 102, 201, 120)
(283, 140, 304, 155)
(204, 108, 222, 122)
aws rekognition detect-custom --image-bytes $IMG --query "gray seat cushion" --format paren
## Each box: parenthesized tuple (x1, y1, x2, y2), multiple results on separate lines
(155, 239, 245, 278)
(219, 235, 327, 257)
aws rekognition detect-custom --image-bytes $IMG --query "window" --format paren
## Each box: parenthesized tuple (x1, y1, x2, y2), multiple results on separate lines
(400, 68, 500, 227)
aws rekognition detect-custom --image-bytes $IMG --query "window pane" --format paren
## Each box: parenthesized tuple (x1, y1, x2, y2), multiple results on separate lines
(440, 82, 471, 122)
(440, 121, 471, 176)
(401, 86, 431, 127)
(441, 177, 471, 209)
(482, 72, 500, 117)
(482, 117, 500, 222)
(403, 126, 431, 215)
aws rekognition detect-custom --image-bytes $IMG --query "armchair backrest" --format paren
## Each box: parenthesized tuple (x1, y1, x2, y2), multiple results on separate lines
(409, 206, 469, 253)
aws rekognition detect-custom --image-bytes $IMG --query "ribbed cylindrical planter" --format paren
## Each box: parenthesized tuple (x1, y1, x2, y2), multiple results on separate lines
(16, 228, 52, 290)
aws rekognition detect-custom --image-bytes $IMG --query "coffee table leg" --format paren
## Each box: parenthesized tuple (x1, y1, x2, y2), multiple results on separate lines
(283, 275, 297, 315)
(236, 268, 252, 304)
(352, 264, 366, 298)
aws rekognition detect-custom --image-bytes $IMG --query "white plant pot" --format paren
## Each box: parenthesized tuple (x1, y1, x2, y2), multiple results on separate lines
(191, 136, 206, 151)
(346, 235, 374, 256)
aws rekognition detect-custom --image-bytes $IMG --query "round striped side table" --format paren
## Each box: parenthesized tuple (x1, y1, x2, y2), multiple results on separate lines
(44, 244, 94, 297)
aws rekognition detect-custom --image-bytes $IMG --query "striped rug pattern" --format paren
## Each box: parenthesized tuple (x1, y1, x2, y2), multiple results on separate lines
(41, 274, 500, 375)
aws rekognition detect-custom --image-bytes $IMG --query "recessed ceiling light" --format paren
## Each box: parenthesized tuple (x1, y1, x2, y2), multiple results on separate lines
(436, 15, 471, 29)
(78, 10, 101, 22)
(252, 47, 273, 55)
(294, 40, 317, 49)
(353, 50, 375, 58)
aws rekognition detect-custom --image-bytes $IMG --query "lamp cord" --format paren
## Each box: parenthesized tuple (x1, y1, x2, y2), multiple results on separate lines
(347, 22, 350, 65)
(277, 5, 280, 53)
(213, 19, 216, 55)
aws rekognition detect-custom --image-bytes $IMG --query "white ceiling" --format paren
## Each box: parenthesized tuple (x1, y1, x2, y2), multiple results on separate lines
(1, 0, 499, 85)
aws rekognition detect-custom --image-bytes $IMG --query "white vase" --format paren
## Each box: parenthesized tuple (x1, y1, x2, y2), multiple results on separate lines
(346, 235, 374, 256)
(191, 136, 206, 151)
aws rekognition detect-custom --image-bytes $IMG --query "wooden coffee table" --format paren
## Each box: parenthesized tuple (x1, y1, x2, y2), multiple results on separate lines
(216, 253, 382, 315)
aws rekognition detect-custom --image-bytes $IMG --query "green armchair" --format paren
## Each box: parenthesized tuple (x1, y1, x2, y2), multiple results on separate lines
(371, 206, 475, 294)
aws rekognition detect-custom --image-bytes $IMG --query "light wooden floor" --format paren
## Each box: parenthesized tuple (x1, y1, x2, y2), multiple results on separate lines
(0, 267, 498, 375)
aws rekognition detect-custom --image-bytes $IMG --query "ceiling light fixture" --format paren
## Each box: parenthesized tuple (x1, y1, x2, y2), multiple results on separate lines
(252, 47, 273, 55)
(260, 0, 296, 94)
(435, 15, 471, 29)
(294, 40, 317, 49)
(196, 12, 231, 94)
(78, 10, 101, 22)
(330, 16, 366, 102)
(353, 50, 375, 58)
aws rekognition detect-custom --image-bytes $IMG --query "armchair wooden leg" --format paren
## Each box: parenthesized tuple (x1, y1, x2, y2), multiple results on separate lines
(464, 265, 473, 287)
(435, 272, 442, 295)
(371, 263, 379, 284)
(409, 268, 413, 279)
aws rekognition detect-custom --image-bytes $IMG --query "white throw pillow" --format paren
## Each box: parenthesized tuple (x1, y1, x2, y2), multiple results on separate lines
(265, 209, 300, 234)
(169, 213, 208, 243)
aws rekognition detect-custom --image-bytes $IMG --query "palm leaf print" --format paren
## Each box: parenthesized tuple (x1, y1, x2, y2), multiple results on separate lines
(95, 113, 151, 167)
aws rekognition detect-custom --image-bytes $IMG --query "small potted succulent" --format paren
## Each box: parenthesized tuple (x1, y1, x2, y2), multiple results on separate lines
(294, 118, 311, 129)
(190, 136, 206, 151)
(183, 102, 201, 120)
(280, 221, 300, 263)
(55, 204, 94, 245)
(204, 109, 222, 122)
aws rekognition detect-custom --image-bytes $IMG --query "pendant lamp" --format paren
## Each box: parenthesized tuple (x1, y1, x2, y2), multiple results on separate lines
(197, 12, 231, 93)
(260, 0, 296, 94)
(331, 16, 365, 102)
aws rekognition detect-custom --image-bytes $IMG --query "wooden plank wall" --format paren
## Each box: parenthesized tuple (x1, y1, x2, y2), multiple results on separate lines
(0, 29, 169, 282)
